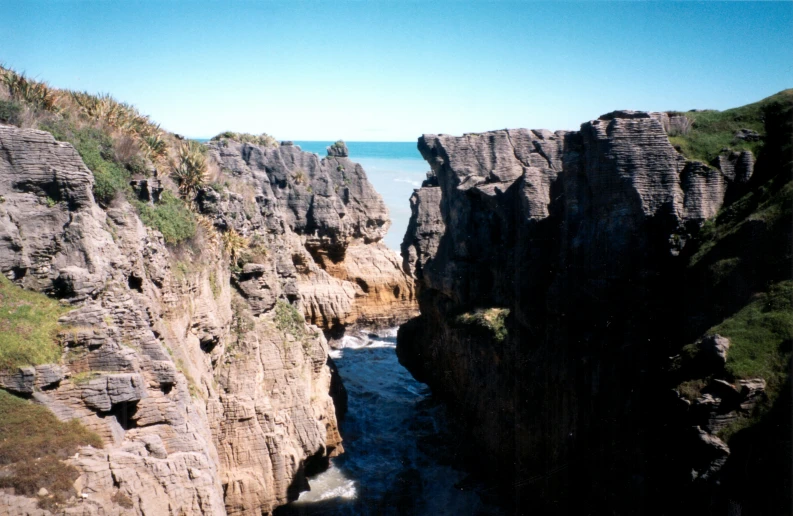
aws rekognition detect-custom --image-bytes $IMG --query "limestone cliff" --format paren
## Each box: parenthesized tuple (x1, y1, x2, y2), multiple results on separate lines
(0, 121, 409, 515)
(202, 139, 417, 334)
(399, 95, 792, 514)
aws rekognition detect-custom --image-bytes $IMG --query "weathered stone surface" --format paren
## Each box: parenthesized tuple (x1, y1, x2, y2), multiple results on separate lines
(698, 334, 731, 365)
(397, 109, 766, 513)
(0, 125, 116, 297)
(202, 138, 417, 331)
(0, 125, 349, 515)
(718, 150, 755, 184)
(691, 426, 731, 482)
(0, 366, 35, 394)
(734, 128, 760, 142)
(326, 141, 349, 158)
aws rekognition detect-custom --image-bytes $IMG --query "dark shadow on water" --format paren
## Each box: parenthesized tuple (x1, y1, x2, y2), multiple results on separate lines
(275, 335, 505, 516)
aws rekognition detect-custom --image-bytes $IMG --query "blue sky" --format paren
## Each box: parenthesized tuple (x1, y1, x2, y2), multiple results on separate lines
(1, 1, 791, 141)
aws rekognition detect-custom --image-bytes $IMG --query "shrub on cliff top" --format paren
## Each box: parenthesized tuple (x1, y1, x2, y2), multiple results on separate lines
(172, 140, 208, 201)
(0, 274, 68, 371)
(0, 389, 102, 508)
(210, 131, 279, 148)
(1, 70, 60, 112)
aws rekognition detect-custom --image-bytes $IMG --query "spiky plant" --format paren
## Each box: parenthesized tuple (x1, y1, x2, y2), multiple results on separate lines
(222, 228, 249, 264)
(2, 71, 59, 111)
(172, 141, 207, 201)
(144, 133, 168, 161)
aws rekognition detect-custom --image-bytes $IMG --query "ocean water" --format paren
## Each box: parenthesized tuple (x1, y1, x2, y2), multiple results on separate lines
(294, 142, 428, 251)
(275, 329, 503, 516)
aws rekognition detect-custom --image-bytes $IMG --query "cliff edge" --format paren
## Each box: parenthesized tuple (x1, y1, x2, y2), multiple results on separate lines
(399, 93, 792, 514)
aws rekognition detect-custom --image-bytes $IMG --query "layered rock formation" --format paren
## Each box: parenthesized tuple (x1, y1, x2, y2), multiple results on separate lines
(201, 139, 417, 334)
(0, 126, 411, 514)
(399, 105, 791, 513)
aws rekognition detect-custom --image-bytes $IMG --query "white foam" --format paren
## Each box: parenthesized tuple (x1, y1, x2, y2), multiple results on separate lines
(334, 328, 397, 353)
(293, 463, 358, 503)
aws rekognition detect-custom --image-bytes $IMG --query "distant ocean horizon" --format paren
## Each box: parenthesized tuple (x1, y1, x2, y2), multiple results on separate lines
(196, 138, 427, 251)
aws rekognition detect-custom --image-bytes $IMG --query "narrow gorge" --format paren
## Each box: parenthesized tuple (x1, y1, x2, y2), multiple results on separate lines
(0, 65, 790, 516)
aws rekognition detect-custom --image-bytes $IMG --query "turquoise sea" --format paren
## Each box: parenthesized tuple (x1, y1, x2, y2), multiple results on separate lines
(294, 141, 427, 251)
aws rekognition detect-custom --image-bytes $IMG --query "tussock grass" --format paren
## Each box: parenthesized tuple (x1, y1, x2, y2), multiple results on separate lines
(0, 275, 67, 371)
(0, 389, 102, 507)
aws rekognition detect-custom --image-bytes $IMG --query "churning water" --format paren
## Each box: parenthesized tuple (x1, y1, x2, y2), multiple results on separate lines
(276, 329, 502, 516)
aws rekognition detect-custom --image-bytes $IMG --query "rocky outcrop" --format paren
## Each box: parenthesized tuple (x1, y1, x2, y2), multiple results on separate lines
(202, 139, 417, 333)
(0, 124, 346, 515)
(398, 108, 789, 513)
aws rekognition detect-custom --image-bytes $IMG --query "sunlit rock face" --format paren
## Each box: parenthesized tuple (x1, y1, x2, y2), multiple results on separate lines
(398, 110, 781, 514)
(0, 125, 373, 515)
(203, 140, 418, 335)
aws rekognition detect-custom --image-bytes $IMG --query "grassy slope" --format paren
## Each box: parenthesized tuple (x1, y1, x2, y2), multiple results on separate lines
(674, 90, 792, 451)
(0, 389, 102, 508)
(669, 89, 793, 164)
(0, 274, 67, 371)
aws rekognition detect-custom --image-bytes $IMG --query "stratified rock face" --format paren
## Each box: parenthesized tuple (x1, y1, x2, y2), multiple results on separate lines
(398, 113, 758, 513)
(203, 140, 417, 332)
(0, 124, 343, 515)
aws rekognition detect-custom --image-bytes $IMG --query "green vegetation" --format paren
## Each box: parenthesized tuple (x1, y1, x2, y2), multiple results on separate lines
(210, 131, 278, 148)
(69, 371, 102, 385)
(1, 70, 59, 111)
(68, 91, 160, 141)
(676, 378, 707, 402)
(143, 133, 168, 162)
(0, 275, 68, 371)
(711, 282, 792, 391)
(455, 307, 510, 343)
(132, 191, 196, 245)
(690, 173, 792, 268)
(0, 99, 22, 125)
(40, 120, 131, 206)
(292, 168, 306, 184)
(274, 300, 306, 340)
(717, 413, 758, 443)
(222, 227, 249, 265)
(668, 89, 792, 163)
(172, 140, 208, 200)
(0, 389, 102, 508)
